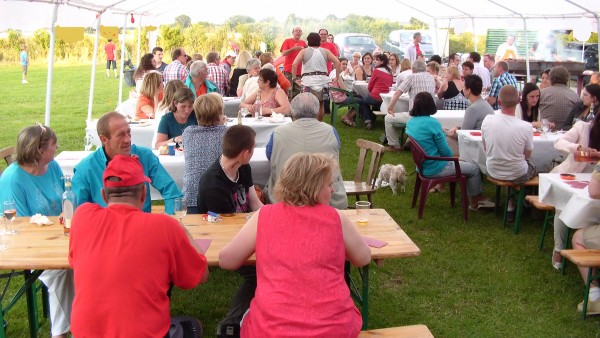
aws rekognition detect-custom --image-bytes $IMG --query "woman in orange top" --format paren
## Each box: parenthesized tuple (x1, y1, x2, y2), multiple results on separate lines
(259, 52, 291, 93)
(135, 72, 163, 119)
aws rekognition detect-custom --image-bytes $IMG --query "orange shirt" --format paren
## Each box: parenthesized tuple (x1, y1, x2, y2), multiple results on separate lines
(195, 83, 207, 97)
(135, 95, 154, 119)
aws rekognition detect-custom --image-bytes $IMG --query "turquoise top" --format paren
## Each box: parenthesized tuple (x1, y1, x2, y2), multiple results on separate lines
(157, 112, 198, 140)
(0, 160, 64, 216)
(406, 115, 454, 177)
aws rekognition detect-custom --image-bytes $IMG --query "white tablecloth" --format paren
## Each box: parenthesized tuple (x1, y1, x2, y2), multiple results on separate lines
(85, 116, 291, 150)
(353, 81, 370, 99)
(539, 173, 600, 229)
(432, 110, 466, 129)
(457, 130, 561, 174)
(55, 148, 271, 201)
(380, 91, 410, 114)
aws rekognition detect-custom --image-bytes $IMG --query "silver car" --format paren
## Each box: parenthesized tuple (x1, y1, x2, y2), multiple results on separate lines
(336, 33, 378, 59)
(383, 30, 435, 60)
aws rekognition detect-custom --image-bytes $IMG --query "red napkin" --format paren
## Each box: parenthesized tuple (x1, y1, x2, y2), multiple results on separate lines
(194, 239, 212, 253)
(470, 131, 481, 136)
(564, 181, 590, 189)
(362, 237, 388, 248)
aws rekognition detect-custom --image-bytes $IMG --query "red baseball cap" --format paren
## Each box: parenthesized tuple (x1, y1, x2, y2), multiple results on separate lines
(103, 155, 152, 187)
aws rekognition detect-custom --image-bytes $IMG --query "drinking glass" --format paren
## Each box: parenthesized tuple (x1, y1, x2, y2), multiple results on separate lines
(3, 201, 18, 235)
(84, 134, 94, 151)
(174, 198, 187, 225)
(481, 88, 489, 100)
(541, 119, 550, 133)
(355, 201, 371, 224)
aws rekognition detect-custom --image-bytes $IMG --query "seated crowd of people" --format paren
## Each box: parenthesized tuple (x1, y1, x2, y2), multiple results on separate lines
(2, 26, 600, 337)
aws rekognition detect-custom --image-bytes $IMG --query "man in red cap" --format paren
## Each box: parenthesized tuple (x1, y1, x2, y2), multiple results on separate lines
(69, 154, 208, 337)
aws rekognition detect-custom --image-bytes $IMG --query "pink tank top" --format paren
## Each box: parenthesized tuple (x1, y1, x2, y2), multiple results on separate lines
(241, 203, 361, 338)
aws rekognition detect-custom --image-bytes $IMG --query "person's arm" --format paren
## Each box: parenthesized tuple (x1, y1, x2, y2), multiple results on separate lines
(155, 116, 175, 149)
(291, 49, 305, 81)
(368, 70, 378, 92)
(386, 89, 404, 116)
(486, 80, 499, 106)
(589, 163, 600, 199)
(355, 66, 364, 81)
(155, 133, 170, 149)
(437, 80, 448, 99)
(264, 89, 291, 115)
(240, 91, 258, 110)
(237, 75, 246, 97)
(219, 211, 258, 270)
(276, 68, 291, 92)
(486, 94, 497, 106)
(554, 121, 584, 154)
(327, 51, 344, 90)
(281, 43, 302, 56)
(524, 133, 534, 160)
(180, 222, 209, 283)
(338, 211, 371, 266)
(433, 128, 454, 157)
(461, 107, 478, 130)
(248, 185, 264, 211)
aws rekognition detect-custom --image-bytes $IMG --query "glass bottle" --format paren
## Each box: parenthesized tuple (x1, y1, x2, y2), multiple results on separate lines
(237, 109, 243, 125)
(253, 90, 262, 119)
(62, 175, 77, 235)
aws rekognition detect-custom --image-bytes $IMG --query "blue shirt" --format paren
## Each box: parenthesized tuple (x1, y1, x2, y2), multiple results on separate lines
(406, 116, 453, 177)
(184, 76, 219, 99)
(20, 51, 28, 66)
(489, 72, 518, 110)
(72, 145, 182, 214)
(157, 112, 198, 141)
(0, 161, 64, 217)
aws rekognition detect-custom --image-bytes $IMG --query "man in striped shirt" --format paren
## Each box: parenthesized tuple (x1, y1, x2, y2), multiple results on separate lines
(487, 61, 518, 110)
(206, 52, 228, 95)
(162, 47, 189, 83)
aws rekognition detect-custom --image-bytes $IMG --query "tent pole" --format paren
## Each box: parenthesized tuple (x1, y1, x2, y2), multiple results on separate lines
(137, 16, 142, 65)
(118, 14, 127, 108)
(471, 17, 477, 53)
(433, 19, 439, 58)
(597, 17, 600, 72)
(44, 4, 58, 126)
(523, 18, 530, 85)
(87, 14, 101, 122)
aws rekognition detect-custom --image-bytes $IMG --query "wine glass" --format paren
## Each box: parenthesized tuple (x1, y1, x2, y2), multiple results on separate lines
(84, 134, 94, 151)
(174, 198, 187, 225)
(3, 201, 18, 235)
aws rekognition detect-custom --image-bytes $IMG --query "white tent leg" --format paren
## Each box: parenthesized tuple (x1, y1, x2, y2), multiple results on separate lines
(137, 16, 142, 65)
(523, 18, 530, 85)
(471, 17, 477, 53)
(44, 4, 58, 126)
(118, 14, 127, 108)
(87, 14, 101, 122)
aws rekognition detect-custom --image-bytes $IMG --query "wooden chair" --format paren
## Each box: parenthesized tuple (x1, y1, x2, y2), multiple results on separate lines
(330, 87, 360, 127)
(359, 324, 434, 337)
(0, 146, 15, 175)
(408, 136, 468, 221)
(344, 139, 385, 205)
(561, 249, 600, 319)
(487, 176, 539, 234)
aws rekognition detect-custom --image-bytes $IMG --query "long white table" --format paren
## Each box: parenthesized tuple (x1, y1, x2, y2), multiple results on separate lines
(539, 173, 600, 229)
(433, 110, 466, 129)
(380, 91, 410, 114)
(55, 148, 271, 200)
(457, 130, 562, 174)
(85, 117, 291, 150)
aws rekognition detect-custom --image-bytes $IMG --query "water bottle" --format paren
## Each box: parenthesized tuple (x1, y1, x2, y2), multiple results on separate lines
(253, 91, 262, 119)
(62, 175, 77, 235)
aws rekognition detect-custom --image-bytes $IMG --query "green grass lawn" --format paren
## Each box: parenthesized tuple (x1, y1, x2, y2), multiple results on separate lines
(1, 64, 600, 337)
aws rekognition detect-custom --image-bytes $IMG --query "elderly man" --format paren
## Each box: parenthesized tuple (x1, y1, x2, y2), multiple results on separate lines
(384, 60, 435, 150)
(206, 52, 229, 95)
(69, 155, 208, 337)
(280, 26, 307, 99)
(405, 32, 423, 63)
(487, 61, 518, 110)
(539, 66, 581, 128)
(185, 60, 218, 98)
(468, 52, 491, 89)
(72, 112, 181, 214)
(495, 35, 519, 61)
(265, 93, 347, 209)
(162, 47, 189, 83)
(482, 85, 536, 220)
(152, 46, 167, 72)
(571, 161, 600, 315)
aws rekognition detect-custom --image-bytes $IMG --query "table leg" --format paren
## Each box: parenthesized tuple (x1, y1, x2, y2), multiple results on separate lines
(344, 262, 370, 330)
(24, 270, 40, 338)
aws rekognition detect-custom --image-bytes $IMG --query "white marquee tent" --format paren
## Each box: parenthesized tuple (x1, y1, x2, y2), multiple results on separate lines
(2, 0, 599, 126)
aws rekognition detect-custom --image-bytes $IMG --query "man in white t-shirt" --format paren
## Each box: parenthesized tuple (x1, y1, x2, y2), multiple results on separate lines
(495, 35, 519, 62)
(482, 85, 536, 183)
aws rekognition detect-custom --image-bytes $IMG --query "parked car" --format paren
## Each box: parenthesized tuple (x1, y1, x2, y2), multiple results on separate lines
(335, 33, 378, 59)
(383, 30, 435, 60)
(562, 42, 599, 71)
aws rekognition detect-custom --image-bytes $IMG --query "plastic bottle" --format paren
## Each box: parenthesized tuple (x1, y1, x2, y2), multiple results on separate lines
(62, 175, 77, 235)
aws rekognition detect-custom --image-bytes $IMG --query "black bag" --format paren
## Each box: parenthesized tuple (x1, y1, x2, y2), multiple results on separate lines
(167, 316, 203, 338)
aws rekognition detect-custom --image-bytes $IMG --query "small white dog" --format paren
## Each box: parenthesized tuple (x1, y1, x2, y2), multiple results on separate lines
(375, 164, 407, 194)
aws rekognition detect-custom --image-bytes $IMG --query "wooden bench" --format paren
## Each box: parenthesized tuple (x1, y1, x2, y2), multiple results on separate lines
(561, 249, 600, 319)
(359, 324, 434, 337)
(525, 195, 556, 251)
(151, 204, 165, 214)
(487, 176, 539, 234)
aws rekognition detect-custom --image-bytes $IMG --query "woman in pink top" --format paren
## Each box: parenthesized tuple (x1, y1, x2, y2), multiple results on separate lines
(219, 153, 371, 338)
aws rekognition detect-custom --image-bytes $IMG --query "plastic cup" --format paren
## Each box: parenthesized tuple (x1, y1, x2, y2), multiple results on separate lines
(167, 142, 176, 156)
(356, 201, 371, 224)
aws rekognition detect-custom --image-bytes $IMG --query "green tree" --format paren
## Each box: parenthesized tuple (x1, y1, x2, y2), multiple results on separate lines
(158, 25, 184, 53)
(175, 15, 192, 29)
(226, 15, 255, 28)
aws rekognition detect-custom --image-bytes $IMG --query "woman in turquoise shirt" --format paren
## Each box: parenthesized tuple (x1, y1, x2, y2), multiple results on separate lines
(0, 124, 73, 338)
(406, 92, 494, 211)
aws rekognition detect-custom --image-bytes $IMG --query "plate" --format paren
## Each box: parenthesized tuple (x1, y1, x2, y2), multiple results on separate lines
(269, 118, 286, 123)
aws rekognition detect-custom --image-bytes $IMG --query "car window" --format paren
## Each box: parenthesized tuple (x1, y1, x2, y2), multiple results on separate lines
(346, 36, 375, 46)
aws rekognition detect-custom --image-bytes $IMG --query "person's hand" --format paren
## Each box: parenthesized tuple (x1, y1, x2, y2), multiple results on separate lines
(387, 107, 395, 117)
(446, 127, 458, 137)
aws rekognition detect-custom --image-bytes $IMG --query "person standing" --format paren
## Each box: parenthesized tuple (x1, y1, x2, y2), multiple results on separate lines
(152, 46, 168, 73)
(404, 32, 423, 63)
(280, 26, 307, 99)
(318, 28, 339, 117)
(104, 39, 117, 78)
(20, 44, 28, 84)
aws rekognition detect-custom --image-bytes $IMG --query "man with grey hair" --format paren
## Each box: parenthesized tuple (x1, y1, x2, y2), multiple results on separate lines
(384, 60, 436, 150)
(539, 66, 581, 128)
(206, 51, 228, 94)
(265, 93, 347, 209)
(185, 60, 218, 99)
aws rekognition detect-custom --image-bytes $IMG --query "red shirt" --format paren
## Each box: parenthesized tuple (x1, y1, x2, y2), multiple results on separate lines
(319, 41, 339, 74)
(368, 67, 393, 101)
(105, 42, 116, 61)
(280, 38, 307, 75)
(69, 203, 207, 338)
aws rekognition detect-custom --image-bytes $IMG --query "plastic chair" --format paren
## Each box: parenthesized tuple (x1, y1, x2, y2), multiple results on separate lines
(330, 87, 360, 127)
(344, 139, 386, 205)
(407, 136, 468, 221)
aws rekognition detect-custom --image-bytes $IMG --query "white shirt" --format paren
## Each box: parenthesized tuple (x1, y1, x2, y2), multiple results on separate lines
(472, 62, 491, 89)
(481, 113, 533, 180)
(495, 43, 518, 60)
